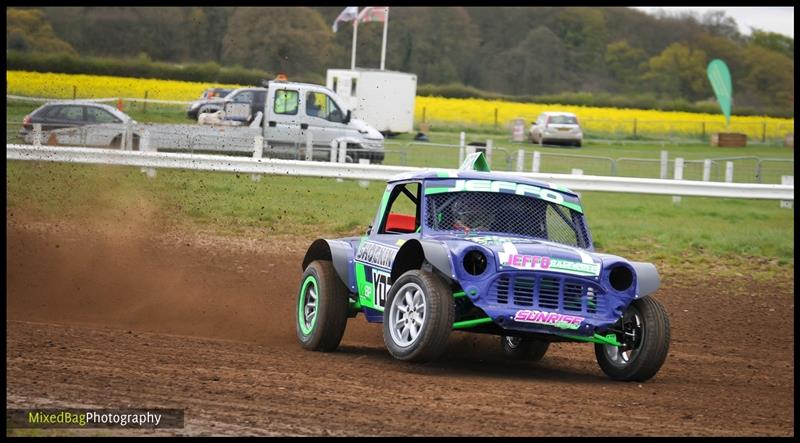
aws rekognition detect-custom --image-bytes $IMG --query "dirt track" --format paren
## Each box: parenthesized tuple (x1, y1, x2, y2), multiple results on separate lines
(6, 218, 795, 436)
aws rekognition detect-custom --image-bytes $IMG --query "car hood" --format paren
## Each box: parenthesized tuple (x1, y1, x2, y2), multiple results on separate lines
(427, 233, 606, 277)
(190, 98, 227, 108)
(350, 118, 384, 140)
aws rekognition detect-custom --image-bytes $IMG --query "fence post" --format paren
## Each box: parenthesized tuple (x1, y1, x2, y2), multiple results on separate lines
(358, 158, 370, 188)
(494, 108, 498, 130)
(422, 106, 426, 123)
(701, 122, 706, 141)
(140, 130, 156, 178)
(33, 123, 42, 146)
(702, 159, 711, 182)
(659, 150, 668, 179)
(755, 160, 762, 183)
(336, 141, 347, 183)
(725, 161, 734, 183)
(251, 135, 263, 182)
(144, 90, 148, 113)
(486, 139, 493, 167)
(338, 140, 347, 163)
(516, 149, 525, 172)
(458, 131, 466, 165)
(762, 121, 767, 143)
(780, 176, 793, 209)
(122, 120, 133, 151)
(673, 157, 684, 204)
(305, 131, 313, 161)
(72, 85, 77, 100)
(532, 151, 541, 173)
(633, 118, 637, 139)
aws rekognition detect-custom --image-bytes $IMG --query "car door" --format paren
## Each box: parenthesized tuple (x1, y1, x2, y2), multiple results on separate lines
(85, 106, 123, 146)
(304, 90, 352, 154)
(354, 181, 422, 315)
(252, 90, 267, 117)
(47, 105, 86, 145)
(264, 87, 302, 158)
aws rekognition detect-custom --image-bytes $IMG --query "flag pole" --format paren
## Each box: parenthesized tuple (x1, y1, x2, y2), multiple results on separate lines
(351, 10, 358, 70)
(380, 7, 389, 70)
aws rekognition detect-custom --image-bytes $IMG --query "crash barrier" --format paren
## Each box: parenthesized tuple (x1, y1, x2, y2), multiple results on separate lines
(7, 144, 793, 201)
(9, 121, 793, 184)
(9, 121, 405, 164)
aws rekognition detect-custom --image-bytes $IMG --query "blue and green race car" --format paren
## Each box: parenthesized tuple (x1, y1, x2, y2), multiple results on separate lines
(297, 153, 670, 381)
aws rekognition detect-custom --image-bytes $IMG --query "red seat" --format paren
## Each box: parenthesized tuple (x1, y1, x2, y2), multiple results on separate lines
(386, 213, 417, 233)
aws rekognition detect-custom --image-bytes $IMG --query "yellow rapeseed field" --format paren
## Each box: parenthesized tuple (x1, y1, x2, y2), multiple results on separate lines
(415, 96, 794, 139)
(7, 70, 241, 102)
(7, 70, 793, 139)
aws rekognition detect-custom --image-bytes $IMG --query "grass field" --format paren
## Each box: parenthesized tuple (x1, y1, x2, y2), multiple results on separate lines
(7, 160, 794, 280)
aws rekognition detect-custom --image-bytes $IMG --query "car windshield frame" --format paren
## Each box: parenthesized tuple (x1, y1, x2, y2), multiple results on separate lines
(420, 181, 591, 248)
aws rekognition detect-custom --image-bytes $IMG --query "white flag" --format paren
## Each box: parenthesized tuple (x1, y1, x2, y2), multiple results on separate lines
(332, 6, 359, 32)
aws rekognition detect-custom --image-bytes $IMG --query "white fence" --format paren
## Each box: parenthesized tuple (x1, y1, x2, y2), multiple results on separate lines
(6, 144, 793, 200)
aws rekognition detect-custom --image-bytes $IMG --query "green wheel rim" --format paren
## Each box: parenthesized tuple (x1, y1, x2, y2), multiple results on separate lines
(298, 275, 319, 336)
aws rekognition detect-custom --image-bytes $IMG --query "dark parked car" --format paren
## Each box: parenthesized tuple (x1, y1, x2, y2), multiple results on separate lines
(186, 87, 267, 121)
(201, 87, 234, 100)
(19, 101, 136, 144)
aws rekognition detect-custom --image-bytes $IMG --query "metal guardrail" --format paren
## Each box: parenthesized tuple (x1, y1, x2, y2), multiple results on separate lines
(6, 144, 793, 200)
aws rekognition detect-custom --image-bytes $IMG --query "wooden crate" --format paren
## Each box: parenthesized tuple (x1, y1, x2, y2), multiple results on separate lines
(711, 132, 747, 147)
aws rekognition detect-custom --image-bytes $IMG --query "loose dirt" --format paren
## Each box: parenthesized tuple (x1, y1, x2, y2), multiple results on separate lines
(6, 216, 794, 436)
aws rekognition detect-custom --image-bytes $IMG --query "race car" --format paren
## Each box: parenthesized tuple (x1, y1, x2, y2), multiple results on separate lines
(297, 153, 670, 381)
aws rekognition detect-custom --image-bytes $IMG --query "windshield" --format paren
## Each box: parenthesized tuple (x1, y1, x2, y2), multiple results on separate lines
(425, 191, 588, 247)
(548, 115, 578, 125)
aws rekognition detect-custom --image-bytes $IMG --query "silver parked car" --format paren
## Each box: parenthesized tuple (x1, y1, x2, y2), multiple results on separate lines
(529, 111, 583, 147)
(20, 101, 138, 148)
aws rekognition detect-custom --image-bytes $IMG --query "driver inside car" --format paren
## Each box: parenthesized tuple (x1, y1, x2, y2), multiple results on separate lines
(450, 198, 494, 233)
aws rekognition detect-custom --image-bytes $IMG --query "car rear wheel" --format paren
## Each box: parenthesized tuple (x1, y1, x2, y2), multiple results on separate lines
(296, 260, 350, 352)
(109, 134, 140, 150)
(594, 296, 670, 381)
(383, 269, 454, 363)
(500, 335, 550, 362)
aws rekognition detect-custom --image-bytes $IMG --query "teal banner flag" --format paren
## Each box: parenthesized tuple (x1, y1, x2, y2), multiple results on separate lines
(707, 59, 733, 127)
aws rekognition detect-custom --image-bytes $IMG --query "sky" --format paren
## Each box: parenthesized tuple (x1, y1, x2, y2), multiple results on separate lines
(631, 7, 794, 38)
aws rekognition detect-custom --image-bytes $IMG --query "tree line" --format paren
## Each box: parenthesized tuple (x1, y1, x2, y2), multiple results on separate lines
(6, 7, 794, 116)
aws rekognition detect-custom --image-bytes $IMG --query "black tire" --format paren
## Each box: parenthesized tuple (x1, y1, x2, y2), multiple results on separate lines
(500, 335, 550, 362)
(109, 135, 139, 150)
(383, 269, 454, 363)
(296, 260, 350, 352)
(595, 296, 670, 382)
(575, 140, 582, 148)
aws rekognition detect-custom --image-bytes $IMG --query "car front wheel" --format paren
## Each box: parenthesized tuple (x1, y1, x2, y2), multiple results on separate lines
(383, 269, 454, 363)
(594, 296, 670, 381)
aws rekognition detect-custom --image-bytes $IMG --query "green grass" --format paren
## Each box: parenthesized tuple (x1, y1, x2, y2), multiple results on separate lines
(7, 161, 794, 274)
